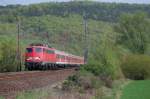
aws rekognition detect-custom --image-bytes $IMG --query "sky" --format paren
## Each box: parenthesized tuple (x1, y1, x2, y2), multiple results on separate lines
(0, 0, 150, 5)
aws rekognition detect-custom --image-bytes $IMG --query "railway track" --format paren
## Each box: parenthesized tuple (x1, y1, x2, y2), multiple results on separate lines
(0, 71, 41, 80)
(0, 68, 75, 80)
(0, 68, 76, 99)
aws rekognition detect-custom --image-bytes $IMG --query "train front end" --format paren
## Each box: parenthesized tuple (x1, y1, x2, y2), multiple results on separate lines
(25, 45, 44, 70)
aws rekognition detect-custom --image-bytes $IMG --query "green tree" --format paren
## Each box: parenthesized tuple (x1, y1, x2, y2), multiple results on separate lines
(84, 22, 122, 79)
(0, 36, 18, 72)
(116, 12, 150, 54)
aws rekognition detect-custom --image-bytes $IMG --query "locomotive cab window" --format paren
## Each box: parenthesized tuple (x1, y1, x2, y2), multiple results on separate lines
(35, 48, 42, 53)
(26, 48, 33, 53)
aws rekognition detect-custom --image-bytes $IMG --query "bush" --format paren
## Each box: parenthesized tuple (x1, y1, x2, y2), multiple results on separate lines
(62, 70, 104, 92)
(0, 36, 22, 72)
(62, 75, 79, 91)
(84, 47, 123, 80)
(121, 54, 150, 80)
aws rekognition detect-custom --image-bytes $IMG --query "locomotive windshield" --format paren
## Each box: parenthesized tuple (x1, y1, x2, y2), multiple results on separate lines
(35, 48, 42, 52)
(26, 48, 33, 53)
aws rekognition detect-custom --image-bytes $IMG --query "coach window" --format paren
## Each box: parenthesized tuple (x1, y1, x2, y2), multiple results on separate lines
(47, 50, 54, 54)
(50, 50, 54, 54)
(35, 48, 42, 53)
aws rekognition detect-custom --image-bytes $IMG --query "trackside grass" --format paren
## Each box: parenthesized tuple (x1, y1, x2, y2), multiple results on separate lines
(121, 80, 150, 99)
(0, 96, 4, 99)
(16, 88, 50, 99)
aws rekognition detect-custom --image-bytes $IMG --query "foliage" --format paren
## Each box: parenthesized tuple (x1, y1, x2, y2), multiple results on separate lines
(62, 71, 103, 92)
(121, 54, 150, 80)
(0, 13, 115, 55)
(0, 1, 150, 22)
(115, 12, 150, 54)
(0, 96, 4, 99)
(121, 80, 150, 99)
(0, 23, 17, 36)
(16, 88, 49, 99)
(84, 24, 123, 80)
(0, 13, 117, 72)
(0, 36, 20, 72)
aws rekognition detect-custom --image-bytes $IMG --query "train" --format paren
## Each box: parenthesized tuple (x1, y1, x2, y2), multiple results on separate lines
(25, 43, 85, 70)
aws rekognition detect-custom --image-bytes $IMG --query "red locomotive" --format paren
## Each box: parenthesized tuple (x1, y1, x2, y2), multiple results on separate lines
(25, 43, 84, 70)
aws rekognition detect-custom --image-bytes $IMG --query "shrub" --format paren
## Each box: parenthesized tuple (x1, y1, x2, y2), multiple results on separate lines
(121, 54, 150, 80)
(84, 47, 123, 80)
(62, 75, 79, 91)
(83, 60, 102, 76)
(78, 70, 103, 89)
(0, 36, 24, 72)
(62, 70, 104, 92)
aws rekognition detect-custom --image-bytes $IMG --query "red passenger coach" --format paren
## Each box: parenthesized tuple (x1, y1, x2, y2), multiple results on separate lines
(25, 43, 84, 70)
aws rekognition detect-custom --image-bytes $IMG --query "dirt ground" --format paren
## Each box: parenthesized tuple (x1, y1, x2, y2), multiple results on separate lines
(0, 69, 75, 99)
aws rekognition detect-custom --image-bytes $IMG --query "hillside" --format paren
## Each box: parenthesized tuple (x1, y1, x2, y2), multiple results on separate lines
(0, 14, 114, 56)
(0, 1, 150, 72)
(1, 1, 149, 55)
(0, 1, 120, 72)
(0, 1, 150, 22)
(0, 0, 150, 76)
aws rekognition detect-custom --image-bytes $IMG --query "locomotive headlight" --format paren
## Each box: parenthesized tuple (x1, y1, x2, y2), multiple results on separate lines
(26, 57, 40, 61)
(26, 57, 32, 60)
(34, 57, 40, 60)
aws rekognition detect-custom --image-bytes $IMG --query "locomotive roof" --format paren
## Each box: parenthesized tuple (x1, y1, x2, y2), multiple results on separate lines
(28, 44, 55, 50)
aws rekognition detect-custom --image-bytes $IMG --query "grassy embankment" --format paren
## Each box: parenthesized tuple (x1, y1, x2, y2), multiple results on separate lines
(0, 97, 4, 99)
(121, 80, 150, 99)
